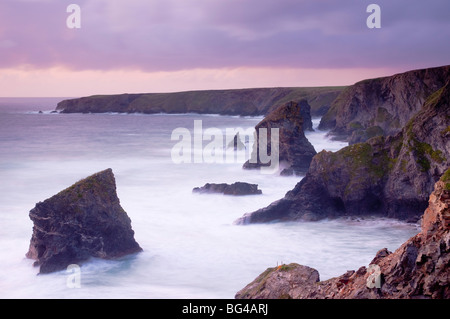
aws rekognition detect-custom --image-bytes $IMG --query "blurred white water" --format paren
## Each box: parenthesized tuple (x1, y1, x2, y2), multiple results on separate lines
(0, 99, 419, 299)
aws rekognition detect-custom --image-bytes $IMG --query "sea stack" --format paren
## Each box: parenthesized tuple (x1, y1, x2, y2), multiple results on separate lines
(26, 168, 142, 274)
(243, 100, 316, 175)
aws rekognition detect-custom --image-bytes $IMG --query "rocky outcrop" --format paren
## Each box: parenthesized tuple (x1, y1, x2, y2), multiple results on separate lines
(235, 263, 320, 299)
(319, 65, 450, 144)
(26, 169, 142, 274)
(227, 132, 246, 151)
(236, 176, 450, 299)
(235, 81, 450, 224)
(242, 100, 317, 176)
(193, 182, 262, 196)
(55, 87, 343, 117)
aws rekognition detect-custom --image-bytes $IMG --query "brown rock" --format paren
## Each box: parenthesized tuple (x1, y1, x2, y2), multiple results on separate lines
(235, 177, 450, 299)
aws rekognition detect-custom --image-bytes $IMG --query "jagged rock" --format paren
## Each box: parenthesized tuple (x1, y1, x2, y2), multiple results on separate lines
(227, 132, 246, 151)
(56, 87, 343, 116)
(242, 100, 316, 175)
(319, 65, 450, 144)
(235, 80, 450, 224)
(26, 169, 142, 274)
(193, 182, 262, 196)
(236, 176, 450, 299)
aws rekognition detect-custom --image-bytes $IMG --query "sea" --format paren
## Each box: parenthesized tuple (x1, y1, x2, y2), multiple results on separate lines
(0, 97, 419, 299)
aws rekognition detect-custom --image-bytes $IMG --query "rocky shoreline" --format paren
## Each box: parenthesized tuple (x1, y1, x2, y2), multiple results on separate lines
(56, 87, 343, 117)
(29, 65, 448, 298)
(236, 65, 450, 224)
(234, 65, 449, 299)
(236, 174, 450, 299)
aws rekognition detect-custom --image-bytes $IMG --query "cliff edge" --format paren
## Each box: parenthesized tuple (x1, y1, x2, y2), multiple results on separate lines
(56, 87, 343, 117)
(319, 65, 450, 144)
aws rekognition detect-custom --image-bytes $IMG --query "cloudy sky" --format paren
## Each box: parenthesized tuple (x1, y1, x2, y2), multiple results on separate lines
(1, 0, 449, 97)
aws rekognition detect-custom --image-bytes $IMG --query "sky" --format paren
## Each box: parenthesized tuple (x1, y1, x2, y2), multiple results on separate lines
(0, 0, 449, 97)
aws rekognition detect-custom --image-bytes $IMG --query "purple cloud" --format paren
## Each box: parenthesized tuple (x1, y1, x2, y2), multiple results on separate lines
(0, 0, 449, 72)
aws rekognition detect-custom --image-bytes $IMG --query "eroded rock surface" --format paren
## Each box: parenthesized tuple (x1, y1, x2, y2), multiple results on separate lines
(236, 177, 450, 299)
(26, 169, 142, 274)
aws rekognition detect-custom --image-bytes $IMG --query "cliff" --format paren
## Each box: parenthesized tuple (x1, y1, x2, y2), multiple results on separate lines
(55, 87, 343, 116)
(26, 169, 142, 274)
(235, 80, 450, 224)
(242, 100, 317, 175)
(319, 65, 450, 144)
(236, 175, 450, 299)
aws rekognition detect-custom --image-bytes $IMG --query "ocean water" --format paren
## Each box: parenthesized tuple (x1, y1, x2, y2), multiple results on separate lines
(0, 98, 419, 299)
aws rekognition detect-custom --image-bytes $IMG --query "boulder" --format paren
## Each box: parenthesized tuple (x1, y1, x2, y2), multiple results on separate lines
(193, 182, 262, 196)
(26, 168, 142, 274)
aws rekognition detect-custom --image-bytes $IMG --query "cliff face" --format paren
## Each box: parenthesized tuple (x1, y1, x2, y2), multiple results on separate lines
(56, 87, 343, 116)
(26, 169, 142, 274)
(236, 81, 450, 224)
(236, 176, 450, 299)
(319, 65, 450, 144)
(242, 100, 317, 176)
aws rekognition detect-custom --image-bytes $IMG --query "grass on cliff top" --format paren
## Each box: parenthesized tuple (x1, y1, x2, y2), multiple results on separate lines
(440, 169, 450, 191)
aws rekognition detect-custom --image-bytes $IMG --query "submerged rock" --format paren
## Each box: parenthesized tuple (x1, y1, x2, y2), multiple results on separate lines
(26, 168, 142, 274)
(193, 182, 262, 196)
(236, 176, 450, 299)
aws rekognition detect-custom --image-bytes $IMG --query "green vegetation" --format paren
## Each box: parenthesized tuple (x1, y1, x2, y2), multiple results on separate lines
(366, 126, 385, 139)
(424, 85, 445, 109)
(278, 264, 298, 272)
(348, 121, 364, 131)
(405, 112, 446, 172)
(441, 126, 450, 137)
(375, 107, 391, 123)
(407, 136, 446, 172)
(440, 169, 450, 191)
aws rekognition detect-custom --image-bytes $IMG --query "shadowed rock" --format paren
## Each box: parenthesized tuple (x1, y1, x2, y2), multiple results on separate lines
(26, 168, 142, 274)
(193, 182, 262, 196)
(243, 100, 316, 175)
(56, 87, 344, 117)
(319, 65, 450, 144)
